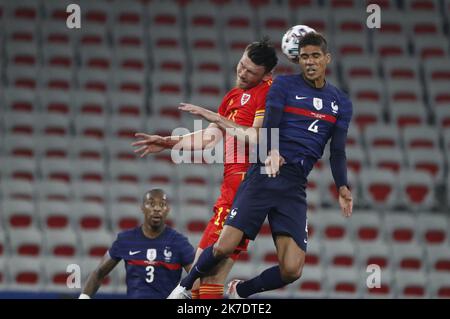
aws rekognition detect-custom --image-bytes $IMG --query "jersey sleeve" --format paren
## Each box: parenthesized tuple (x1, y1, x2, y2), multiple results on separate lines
(262, 76, 287, 129)
(218, 91, 232, 117)
(108, 234, 122, 261)
(335, 94, 353, 131)
(254, 81, 271, 121)
(177, 235, 195, 266)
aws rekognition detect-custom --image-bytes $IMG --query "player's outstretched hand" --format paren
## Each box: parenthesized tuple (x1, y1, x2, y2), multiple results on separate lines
(264, 149, 285, 178)
(179, 103, 219, 123)
(131, 133, 169, 157)
(338, 186, 353, 218)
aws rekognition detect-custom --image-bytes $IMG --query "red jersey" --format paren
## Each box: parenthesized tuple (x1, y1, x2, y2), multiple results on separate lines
(217, 79, 272, 177)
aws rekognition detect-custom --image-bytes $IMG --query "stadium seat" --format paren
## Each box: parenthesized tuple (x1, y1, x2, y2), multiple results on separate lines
(1, 179, 35, 201)
(340, 56, 379, 86)
(38, 113, 71, 137)
(37, 136, 70, 159)
(105, 138, 135, 161)
(304, 240, 321, 266)
(79, 229, 113, 257)
(345, 145, 367, 174)
(77, 68, 110, 93)
(292, 7, 331, 34)
(2, 156, 37, 181)
(113, 47, 147, 72)
(110, 203, 142, 232)
(150, 25, 183, 50)
(178, 203, 211, 234)
(384, 212, 417, 244)
(3, 87, 37, 113)
(148, 1, 181, 27)
(79, 0, 111, 25)
(74, 157, 104, 183)
(40, 158, 74, 183)
(364, 124, 400, 148)
(386, 79, 424, 108)
(220, 2, 256, 37)
(367, 147, 404, 173)
(405, 0, 440, 13)
(111, 24, 145, 49)
(110, 91, 145, 118)
(74, 113, 107, 139)
(414, 35, 449, 60)
(395, 270, 429, 298)
(0, 257, 7, 288)
(38, 201, 72, 230)
(72, 202, 107, 231)
(70, 136, 105, 160)
(373, 34, 409, 58)
(76, 23, 108, 48)
(428, 272, 450, 298)
(111, 70, 146, 94)
(186, 26, 219, 51)
(356, 240, 391, 270)
(326, 266, 361, 298)
(426, 245, 450, 273)
(38, 89, 71, 115)
(361, 268, 394, 299)
(4, 19, 37, 44)
(42, 44, 74, 69)
(378, 10, 405, 35)
(360, 168, 398, 209)
(435, 106, 450, 129)
(332, 9, 367, 36)
(427, 82, 450, 109)
(405, 12, 443, 37)
(73, 181, 106, 204)
(112, 0, 144, 26)
(72, 90, 107, 116)
(253, 236, 278, 264)
(37, 180, 72, 202)
(41, 20, 74, 45)
(417, 214, 449, 245)
(109, 115, 144, 139)
(257, 4, 290, 35)
(7, 257, 43, 291)
(43, 229, 79, 257)
(109, 159, 143, 184)
(108, 183, 141, 205)
(151, 70, 186, 98)
(382, 57, 420, 81)
(348, 79, 384, 104)
(310, 210, 349, 240)
(423, 58, 450, 84)
(402, 126, 439, 151)
(323, 239, 356, 268)
(349, 209, 383, 242)
(391, 243, 425, 271)
(6, 65, 38, 89)
(43, 257, 80, 292)
(390, 102, 428, 128)
(3, 135, 37, 159)
(8, 228, 43, 256)
(291, 265, 326, 298)
(398, 169, 436, 211)
(2, 199, 35, 229)
(6, 42, 38, 67)
(405, 149, 445, 182)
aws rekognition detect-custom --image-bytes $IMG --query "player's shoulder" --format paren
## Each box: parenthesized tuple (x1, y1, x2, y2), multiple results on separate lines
(273, 74, 297, 84)
(166, 227, 190, 243)
(116, 226, 141, 240)
(327, 82, 352, 106)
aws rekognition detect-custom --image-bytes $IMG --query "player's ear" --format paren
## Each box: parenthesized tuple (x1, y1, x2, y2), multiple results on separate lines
(325, 53, 331, 64)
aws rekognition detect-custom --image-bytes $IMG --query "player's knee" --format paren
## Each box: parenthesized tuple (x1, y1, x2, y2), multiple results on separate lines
(212, 243, 233, 259)
(280, 263, 303, 283)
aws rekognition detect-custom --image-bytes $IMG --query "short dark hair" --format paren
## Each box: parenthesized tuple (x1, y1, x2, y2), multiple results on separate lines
(143, 188, 167, 203)
(245, 37, 278, 73)
(298, 32, 328, 54)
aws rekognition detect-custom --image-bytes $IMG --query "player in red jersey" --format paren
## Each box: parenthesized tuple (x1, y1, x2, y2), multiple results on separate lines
(132, 39, 278, 299)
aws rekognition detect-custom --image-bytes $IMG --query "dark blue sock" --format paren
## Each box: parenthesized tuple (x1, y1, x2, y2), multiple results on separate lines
(180, 245, 223, 290)
(236, 266, 288, 298)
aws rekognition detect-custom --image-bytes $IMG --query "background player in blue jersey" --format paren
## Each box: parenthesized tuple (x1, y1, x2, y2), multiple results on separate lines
(79, 189, 195, 299)
(168, 32, 353, 299)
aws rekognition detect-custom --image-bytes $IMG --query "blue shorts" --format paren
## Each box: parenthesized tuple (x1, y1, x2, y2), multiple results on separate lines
(225, 163, 309, 252)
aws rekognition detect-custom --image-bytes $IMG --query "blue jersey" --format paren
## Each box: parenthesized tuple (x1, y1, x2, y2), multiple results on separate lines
(263, 74, 353, 176)
(109, 226, 195, 299)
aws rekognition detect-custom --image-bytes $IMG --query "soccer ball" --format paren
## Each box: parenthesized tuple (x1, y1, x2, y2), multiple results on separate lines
(281, 25, 316, 63)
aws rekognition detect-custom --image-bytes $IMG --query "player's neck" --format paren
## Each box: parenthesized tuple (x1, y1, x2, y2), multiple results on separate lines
(142, 224, 166, 239)
(301, 74, 326, 89)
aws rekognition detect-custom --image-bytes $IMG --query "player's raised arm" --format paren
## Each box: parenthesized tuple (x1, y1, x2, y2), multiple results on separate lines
(131, 123, 223, 157)
(79, 252, 120, 299)
(179, 103, 263, 145)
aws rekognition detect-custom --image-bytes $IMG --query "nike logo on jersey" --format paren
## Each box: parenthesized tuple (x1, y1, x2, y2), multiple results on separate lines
(129, 250, 141, 255)
(295, 96, 308, 100)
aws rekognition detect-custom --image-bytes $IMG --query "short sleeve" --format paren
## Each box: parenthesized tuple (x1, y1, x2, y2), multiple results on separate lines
(218, 91, 232, 117)
(335, 94, 353, 131)
(254, 81, 271, 120)
(108, 235, 122, 261)
(178, 236, 195, 266)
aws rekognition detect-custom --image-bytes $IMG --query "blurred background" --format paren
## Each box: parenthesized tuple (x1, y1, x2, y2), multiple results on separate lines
(0, 0, 449, 298)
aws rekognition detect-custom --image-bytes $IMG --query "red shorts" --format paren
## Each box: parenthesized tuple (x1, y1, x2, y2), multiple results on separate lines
(198, 173, 249, 261)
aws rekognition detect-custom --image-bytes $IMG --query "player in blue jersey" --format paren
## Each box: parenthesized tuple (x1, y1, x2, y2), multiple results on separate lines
(79, 189, 195, 299)
(168, 32, 353, 299)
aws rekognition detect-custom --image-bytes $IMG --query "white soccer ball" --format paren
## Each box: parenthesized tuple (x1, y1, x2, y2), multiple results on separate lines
(281, 25, 316, 63)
